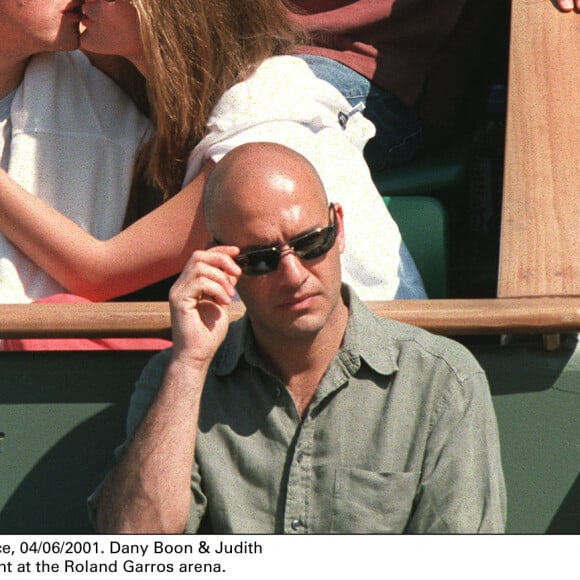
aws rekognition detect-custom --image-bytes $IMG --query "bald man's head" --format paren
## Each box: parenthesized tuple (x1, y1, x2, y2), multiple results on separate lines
(203, 142, 328, 237)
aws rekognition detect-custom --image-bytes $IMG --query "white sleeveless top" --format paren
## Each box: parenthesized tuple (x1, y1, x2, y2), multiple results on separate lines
(1, 51, 149, 303)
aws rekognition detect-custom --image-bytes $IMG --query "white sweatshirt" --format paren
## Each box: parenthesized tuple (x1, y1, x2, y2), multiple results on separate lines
(185, 56, 426, 300)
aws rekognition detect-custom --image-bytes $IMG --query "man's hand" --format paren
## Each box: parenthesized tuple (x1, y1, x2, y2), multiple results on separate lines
(169, 246, 242, 368)
(95, 245, 242, 534)
(555, 0, 579, 12)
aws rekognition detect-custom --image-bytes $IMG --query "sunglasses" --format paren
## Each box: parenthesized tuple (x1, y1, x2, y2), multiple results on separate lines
(215, 204, 338, 276)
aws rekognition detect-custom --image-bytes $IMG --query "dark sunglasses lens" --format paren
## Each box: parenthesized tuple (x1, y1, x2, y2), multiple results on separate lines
(236, 249, 280, 276)
(234, 207, 337, 276)
(294, 227, 336, 260)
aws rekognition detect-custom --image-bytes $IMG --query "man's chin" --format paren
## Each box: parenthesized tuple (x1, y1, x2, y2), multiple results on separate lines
(273, 309, 328, 339)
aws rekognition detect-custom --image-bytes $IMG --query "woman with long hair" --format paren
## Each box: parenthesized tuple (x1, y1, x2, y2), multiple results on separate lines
(0, 0, 425, 305)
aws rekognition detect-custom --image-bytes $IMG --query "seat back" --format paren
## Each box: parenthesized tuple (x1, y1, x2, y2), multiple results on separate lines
(0, 351, 148, 532)
(383, 195, 448, 298)
(373, 137, 471, 198)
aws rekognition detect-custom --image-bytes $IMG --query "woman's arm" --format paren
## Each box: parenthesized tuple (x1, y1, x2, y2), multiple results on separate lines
(0, 161, 213, 301)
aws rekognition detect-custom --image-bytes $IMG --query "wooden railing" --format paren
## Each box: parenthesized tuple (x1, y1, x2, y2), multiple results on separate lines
(1, 298, 579, 341)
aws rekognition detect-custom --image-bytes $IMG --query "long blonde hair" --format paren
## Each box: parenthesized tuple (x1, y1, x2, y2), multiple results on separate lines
(131, 0, 305, 198)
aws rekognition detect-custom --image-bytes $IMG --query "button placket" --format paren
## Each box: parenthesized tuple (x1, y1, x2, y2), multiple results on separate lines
(284, 413, 315, 533)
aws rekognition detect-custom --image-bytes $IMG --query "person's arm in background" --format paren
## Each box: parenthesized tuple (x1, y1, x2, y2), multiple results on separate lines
(0, 161, 213, 301)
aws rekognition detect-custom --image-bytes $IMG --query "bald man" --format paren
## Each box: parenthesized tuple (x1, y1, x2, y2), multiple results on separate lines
(90, 143, 506, 534)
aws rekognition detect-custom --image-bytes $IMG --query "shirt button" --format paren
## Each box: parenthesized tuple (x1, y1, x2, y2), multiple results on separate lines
(274, 387, 281, 398)
(291, 518, 303, 531)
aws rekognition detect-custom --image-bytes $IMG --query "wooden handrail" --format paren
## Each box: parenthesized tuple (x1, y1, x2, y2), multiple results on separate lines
(0, 298, 578, 339)
(368, 297, 580, 336)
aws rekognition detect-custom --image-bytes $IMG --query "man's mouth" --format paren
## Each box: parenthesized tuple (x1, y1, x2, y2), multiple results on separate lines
(279, 293, 317, 310)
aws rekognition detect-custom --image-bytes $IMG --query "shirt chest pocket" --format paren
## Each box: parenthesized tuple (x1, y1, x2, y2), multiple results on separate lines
(330, 468, 421, 533)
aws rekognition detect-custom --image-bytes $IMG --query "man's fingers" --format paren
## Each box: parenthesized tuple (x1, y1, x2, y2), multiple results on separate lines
(171, 274, 233, 310)
(205, 246, 241, 274)
(190, 277, 235, 308)
(170, 247, 241, 309)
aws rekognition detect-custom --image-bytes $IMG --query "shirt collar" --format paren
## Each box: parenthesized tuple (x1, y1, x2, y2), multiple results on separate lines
(212, 316, 253, 376)
(212, 284, 399, 378)
(338, 285, 399, 377)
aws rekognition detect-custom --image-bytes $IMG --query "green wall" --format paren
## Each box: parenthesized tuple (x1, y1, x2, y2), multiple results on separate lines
(1, 339, 578, 533)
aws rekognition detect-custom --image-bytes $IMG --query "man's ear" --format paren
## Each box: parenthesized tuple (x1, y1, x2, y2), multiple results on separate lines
(333, 202, 346, 254)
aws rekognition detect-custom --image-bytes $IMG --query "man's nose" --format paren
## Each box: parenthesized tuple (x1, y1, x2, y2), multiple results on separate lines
(277, 249, 309, 285)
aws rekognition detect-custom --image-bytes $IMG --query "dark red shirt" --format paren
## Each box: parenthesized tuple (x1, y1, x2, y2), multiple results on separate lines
(288, 0, 497, 133)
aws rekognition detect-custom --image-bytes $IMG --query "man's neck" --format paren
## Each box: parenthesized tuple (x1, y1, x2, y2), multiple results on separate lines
(252, 301, 349, 415)
(0, 56, 29, 99)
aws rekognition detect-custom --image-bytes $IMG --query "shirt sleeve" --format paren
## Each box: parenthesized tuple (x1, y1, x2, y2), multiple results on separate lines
(405, 370, 507, 533)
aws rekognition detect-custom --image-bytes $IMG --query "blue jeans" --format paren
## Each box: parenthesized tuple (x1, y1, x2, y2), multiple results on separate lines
(298, 54, 423, 172)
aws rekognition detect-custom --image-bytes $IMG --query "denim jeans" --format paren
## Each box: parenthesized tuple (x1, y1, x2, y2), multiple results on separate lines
(298, 54, 423, 172)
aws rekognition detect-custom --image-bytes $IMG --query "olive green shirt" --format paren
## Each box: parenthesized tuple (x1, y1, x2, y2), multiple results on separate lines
(92, 286, 506, 533)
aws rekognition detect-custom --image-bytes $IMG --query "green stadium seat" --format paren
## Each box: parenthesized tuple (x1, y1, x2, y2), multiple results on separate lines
(383, 195, 448, 298)
(373, 139, 471, 298)
(372, 137, 472, 198)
